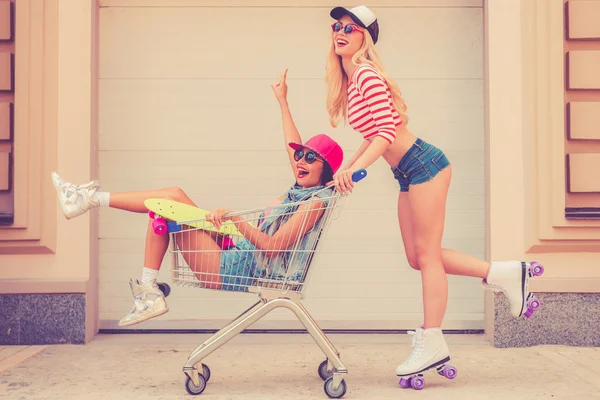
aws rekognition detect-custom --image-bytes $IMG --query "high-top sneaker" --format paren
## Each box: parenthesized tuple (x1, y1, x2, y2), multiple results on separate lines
(118, 278, 169, 327)
(484, 261, 544, 318)
(51, 172, 100, 219)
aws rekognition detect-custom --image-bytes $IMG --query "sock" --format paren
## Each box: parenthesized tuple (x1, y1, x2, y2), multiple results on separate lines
(95, 192, 110, 207)
(141, 267, 159, 283)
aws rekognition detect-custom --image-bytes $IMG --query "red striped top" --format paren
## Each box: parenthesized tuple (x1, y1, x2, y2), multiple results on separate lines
(347, 65, 402, 144)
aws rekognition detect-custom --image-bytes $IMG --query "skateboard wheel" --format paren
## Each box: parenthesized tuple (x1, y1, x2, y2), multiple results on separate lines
(220, 236, 235, 250)
(527, 297, 541, 311)
(148, 210, 156, 219)
(442, 365, 457, 380)
(410, 376, 425, 390)
(530, 262, 544, 276)
(399, 378, 410, 388)
(152, 217, 167, 235)
(157, 282, 171, 297)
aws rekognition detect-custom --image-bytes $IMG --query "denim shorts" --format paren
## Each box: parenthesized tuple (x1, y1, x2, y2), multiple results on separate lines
(219, 239, 256, 292)
(391, 138, 451, 192)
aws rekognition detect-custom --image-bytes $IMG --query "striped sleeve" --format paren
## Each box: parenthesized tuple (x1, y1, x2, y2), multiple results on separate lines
(354, 66, 397, 144)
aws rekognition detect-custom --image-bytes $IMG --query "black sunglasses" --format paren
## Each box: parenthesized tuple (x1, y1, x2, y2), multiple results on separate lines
(294, 148, 323, 164)
(331, 22, 364, 35)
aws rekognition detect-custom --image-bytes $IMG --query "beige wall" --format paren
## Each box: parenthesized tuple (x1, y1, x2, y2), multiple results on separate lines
(0, 0, 99, 342)
(0, 0, 598, 341)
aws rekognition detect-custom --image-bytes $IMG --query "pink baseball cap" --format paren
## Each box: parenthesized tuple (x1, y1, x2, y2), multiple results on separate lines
(288, 134, 344, 173)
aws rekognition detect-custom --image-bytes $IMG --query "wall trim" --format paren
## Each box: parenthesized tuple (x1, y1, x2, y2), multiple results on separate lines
(0, 279, 88, 294)
(0, 0, 58, 253)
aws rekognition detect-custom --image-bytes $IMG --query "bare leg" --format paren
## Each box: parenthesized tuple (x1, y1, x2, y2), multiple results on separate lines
(397, 192, 490, 279)
(175, 228, 223, 290)
(408, 167, 452, 329)
(441, 248, 489, 278)
(110, 187, 195, 213)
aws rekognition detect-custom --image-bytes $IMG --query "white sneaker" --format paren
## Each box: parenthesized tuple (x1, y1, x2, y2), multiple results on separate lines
(484, 261, 544, 318)
(396, 327, 450, 377)
(118, 278, 169, 327)
(51, 172, 100, 219)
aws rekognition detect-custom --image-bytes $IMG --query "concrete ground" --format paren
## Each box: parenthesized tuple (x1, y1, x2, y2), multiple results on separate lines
(1, 333, 599, 400)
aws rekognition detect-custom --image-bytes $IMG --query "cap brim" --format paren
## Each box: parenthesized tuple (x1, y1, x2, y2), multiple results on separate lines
(288, 141, 303, 151)
(330, 6, 367, 28)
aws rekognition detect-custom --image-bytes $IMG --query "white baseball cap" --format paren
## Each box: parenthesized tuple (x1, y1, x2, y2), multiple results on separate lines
(330, 5, 380, 44)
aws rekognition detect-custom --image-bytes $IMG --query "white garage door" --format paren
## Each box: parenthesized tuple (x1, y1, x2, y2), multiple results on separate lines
(98, 0, 485, 331)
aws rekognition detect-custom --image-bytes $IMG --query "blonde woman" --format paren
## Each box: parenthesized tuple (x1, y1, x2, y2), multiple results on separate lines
(323, 5, 544, 384)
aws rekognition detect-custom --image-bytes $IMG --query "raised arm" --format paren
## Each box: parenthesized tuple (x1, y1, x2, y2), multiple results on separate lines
(271, 69, 302, 177)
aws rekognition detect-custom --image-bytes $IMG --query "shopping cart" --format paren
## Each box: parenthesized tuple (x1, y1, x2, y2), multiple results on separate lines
(154, 169, 367, 399)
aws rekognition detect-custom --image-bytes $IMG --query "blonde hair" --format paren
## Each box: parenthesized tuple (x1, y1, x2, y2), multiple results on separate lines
(325, 31, 409, 128)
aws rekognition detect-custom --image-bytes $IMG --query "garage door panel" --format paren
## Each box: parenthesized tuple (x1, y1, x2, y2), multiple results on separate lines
(99, 79, 483, 152)
(96, 163, 483, 198)
(98, 207, 483, 239)
(98, 150, 482, 192)
(100, 294, 483, 319)
(99, 248, 484, 283)
(100, 6, 481, 80)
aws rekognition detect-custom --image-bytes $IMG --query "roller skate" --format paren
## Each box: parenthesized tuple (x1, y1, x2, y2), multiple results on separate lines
(484, 261, 545, 318)
(396, 327, 457, 390)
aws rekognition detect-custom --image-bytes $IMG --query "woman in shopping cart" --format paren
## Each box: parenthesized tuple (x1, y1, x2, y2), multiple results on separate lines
(310, 4, 545, 383)
(50, 72, 344, 327)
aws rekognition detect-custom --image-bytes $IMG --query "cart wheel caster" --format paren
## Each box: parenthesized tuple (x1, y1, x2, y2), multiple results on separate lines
(324, 377, 347, 399)
(201, 364, 211, 382)
(318, 359, 333, 381)
(157, 282, 171, 297)
(185, 374, 207, 395)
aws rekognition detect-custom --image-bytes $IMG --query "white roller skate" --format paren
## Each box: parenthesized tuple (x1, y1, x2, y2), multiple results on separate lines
(396, 327, 457, 390)
(484, 261, 545, 318)
(118, 278, 169, 327)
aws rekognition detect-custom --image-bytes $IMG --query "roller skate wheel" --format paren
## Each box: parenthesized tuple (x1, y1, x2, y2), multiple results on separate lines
(442, 365, 457, 380)
(524, 308, 534, 318)
(527, 297, 541, 311)
(152, 218, 167, 235)
(530, 262, 544, 276)
(157, 282, 171, 297)
(410, 376, 425, 390)
(399, 378, 410, 388)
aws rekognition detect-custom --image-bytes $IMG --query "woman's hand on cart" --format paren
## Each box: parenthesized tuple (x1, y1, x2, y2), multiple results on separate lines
(329, 168, 368, 195)
(206, 208, 234, 230)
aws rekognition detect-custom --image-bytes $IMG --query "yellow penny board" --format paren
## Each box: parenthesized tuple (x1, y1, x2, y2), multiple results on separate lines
(144, 198, 245, 237)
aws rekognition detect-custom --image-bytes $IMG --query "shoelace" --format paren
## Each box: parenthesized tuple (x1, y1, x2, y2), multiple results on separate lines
(63, 182, 99, 209)
(404, 331, 426, 365)
(482, 280, 504, 294)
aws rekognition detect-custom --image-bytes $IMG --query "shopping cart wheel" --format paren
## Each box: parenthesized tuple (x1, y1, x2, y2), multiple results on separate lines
(318, 360, 333, 381)
(185, 374, 207, 396)
(201, 364, 211, 382)
(157, 282, 171, 297)
(324, 377, 347, 399)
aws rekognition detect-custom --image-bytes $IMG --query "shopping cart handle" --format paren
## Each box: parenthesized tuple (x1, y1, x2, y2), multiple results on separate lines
(352, 169, 367, 182)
